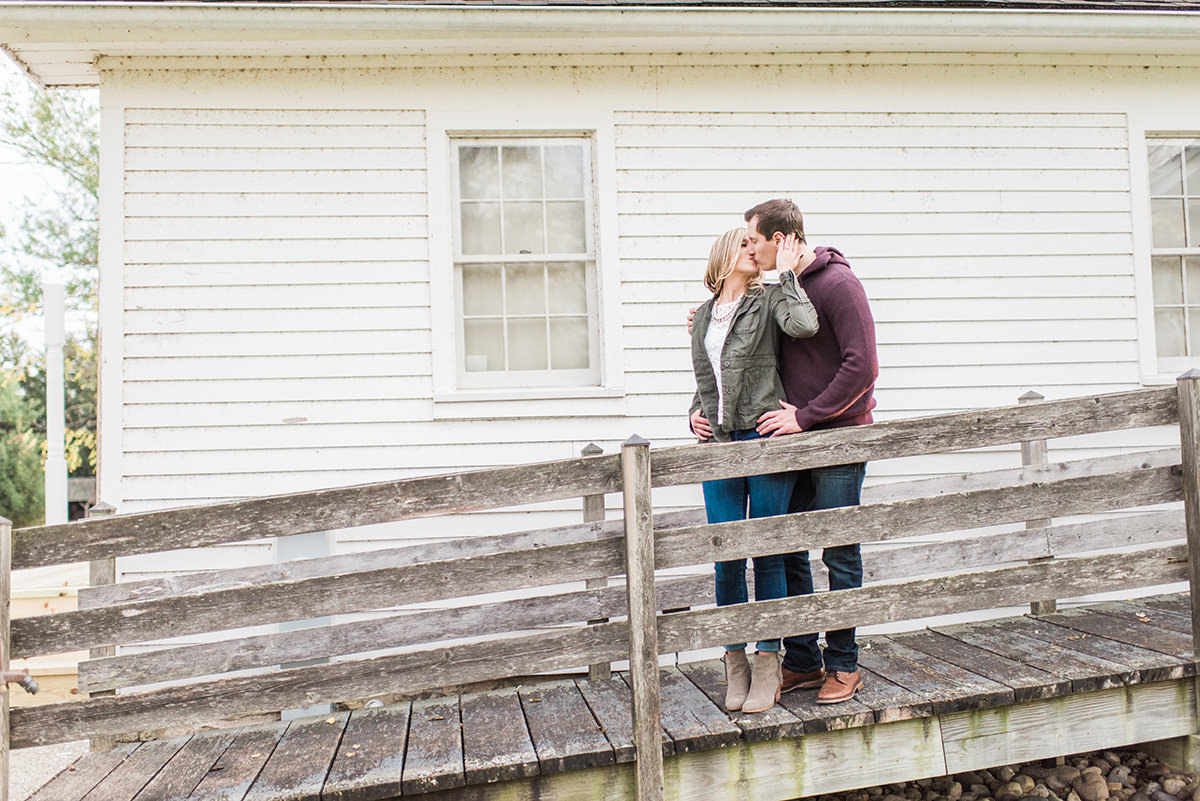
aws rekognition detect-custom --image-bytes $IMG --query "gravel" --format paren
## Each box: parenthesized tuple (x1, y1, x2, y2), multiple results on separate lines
(7, 740, 89, 801)
(798, 750, 1198, 801)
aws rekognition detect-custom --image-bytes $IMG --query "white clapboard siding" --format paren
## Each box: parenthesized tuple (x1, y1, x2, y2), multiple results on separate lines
(123, 238, 429, 265)
(124, 377, 433, 405)
(618, 189, 1132, 215)
(125, 215, 427, 241)
(126, 283, 430, 310)
(115, 98, 1150, 570)
(124, 354, 431, 381)
(126, 263, 428, 288)
(617, 167, 1131, 194)
(124, 192, 427, 218)
(126, 169, 425, 194)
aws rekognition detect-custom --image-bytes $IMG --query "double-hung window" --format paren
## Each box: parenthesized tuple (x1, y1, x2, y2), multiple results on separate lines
(450, 137, 600, 389)
(1148, 137, 1200, 371)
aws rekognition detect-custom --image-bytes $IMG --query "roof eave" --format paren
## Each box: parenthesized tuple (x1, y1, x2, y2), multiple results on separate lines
(4, 3, 1200, 87)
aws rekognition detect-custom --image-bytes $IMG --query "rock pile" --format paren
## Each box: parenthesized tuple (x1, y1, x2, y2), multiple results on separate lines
(803, 750, 1198, 801)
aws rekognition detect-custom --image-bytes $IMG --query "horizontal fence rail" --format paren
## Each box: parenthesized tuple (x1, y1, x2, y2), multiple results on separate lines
(11, 387, 1177, 570)
(1, 384, 1193, 767)
(11, 458, 1181, 660)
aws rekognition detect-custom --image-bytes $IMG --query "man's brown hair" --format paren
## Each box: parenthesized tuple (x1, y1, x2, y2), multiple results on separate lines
(745, 199, 805, 243)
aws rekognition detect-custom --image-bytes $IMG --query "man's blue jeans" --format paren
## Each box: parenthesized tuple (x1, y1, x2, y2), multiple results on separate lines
(702, 429, 795, 653)
(781, 462, 866, 674)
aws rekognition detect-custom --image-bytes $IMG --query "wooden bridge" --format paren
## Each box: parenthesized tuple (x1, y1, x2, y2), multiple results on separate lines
(5, 376, 1200, 801)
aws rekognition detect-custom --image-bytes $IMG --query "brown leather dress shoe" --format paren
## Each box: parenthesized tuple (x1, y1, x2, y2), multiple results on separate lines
(816, 670, 863, 704)
(780, 666, 825, 694)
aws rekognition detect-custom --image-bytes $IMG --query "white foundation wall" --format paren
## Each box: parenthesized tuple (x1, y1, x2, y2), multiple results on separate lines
(95, 56, 1196, 582)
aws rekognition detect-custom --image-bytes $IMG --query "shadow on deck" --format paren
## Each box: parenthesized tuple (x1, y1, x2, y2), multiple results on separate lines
(32, 594, 1198, 801)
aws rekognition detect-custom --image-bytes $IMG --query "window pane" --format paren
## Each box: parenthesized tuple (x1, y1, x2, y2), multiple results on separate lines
(506, 263, 546, 315)
(1156, 308, 1186, 357)
(1149, 144, 1183, 195)
(1187, 257, 1200, 303)
(547, 262, 588, 314)
(1187, 146, 1200, 193)
(464, 318, 505, 372)
(462, 263, 503, 315)
(550, 317, 590, 370)
(1152, 198, 1186, 248)
(1191, 199, 1200, 247)
(503, 202, 545, 254)
(544, 144, 585, 197)
(502, 146, 542, 199)
(460, 202, 501, 255)
(459, 146, 499, 199)
(507, 318, 548, 370)
(1191, 308, 1200, 357)
(546, 201, 587, 253)
(1153, 256, 1184, 304)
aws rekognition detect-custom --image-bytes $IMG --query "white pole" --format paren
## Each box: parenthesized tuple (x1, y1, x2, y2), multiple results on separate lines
(43, 282, 67, 526)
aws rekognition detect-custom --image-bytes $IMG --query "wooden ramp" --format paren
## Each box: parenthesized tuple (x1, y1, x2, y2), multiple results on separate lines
(31, 594, 1199, 801)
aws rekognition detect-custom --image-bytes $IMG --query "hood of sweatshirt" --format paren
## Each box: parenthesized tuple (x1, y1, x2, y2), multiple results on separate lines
(799, 246, 851, 282)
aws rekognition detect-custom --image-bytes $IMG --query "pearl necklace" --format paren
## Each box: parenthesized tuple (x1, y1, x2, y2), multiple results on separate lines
(711, 295, 743, 324)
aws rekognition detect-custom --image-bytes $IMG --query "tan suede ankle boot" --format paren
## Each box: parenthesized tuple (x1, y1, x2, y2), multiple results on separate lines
(742, 650, 782, 714)
(723, 649, 751, 711)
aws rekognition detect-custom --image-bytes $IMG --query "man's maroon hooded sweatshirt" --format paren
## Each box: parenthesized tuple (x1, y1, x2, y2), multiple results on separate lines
(779, 246, 879, 432)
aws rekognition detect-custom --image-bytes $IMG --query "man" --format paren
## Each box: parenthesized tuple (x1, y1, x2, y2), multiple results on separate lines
(691, 199, 879, 704)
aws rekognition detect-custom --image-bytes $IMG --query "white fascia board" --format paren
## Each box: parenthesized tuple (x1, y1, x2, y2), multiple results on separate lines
(4, 3, 1200, 86)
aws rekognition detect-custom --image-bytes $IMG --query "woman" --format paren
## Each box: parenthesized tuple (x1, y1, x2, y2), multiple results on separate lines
(689, 226, 818, 714)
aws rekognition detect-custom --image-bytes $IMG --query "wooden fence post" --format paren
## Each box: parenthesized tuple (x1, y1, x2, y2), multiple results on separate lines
(1175, 371, 1200, 661)
(1019, 391, 1056, 616)
(621, 435, 663, 801)
(1, 515, 11, 801)
(87, 502, 118, 751)
(582, 443, 611, 681)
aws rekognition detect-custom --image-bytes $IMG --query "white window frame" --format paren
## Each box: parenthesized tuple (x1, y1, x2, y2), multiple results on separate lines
(450, 136, 599, 388)
(1131, 114, 1200, 383)
(427, 110, 623, 406)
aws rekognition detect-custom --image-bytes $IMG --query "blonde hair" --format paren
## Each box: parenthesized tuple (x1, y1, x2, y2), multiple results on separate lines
(704, 226, 763, 297)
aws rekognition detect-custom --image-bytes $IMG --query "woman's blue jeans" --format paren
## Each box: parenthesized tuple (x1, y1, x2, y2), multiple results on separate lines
(701, 429, 795, 653)
(780, 462, 867, 674)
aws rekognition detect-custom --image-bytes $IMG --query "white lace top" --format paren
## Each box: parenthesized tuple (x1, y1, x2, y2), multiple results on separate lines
(703, 297, 742, 426)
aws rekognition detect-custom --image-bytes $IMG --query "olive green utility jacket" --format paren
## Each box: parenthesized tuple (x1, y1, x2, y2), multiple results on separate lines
(690, 271, 819, 441)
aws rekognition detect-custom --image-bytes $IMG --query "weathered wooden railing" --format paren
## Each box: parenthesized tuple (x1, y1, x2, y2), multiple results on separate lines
(2, 375, 1197, 801)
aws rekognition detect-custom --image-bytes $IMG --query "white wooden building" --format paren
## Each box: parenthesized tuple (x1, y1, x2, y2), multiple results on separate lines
(4, 0, 1200, 581)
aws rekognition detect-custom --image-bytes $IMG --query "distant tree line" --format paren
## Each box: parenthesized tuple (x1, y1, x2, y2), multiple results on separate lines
(0, 65, 97, 528)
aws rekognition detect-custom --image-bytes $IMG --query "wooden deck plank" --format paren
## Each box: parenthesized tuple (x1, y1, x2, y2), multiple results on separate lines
(461, 687, 539, 784)
(80, 739, 189, 801)
(27, 742, 141, 801)
(642, 666, 741, 753)
(1038, 606, 1194, 659)
(1098, 598, 1192, 635)
(322, 703, 410, 801)
(856, 636, 1013, 714)
(893, 628, 1071, 702)
(575, 675, 644, 762)
(518, 680, 613, 774)
(676, 658, 806, 742)
(245, 711, 350, 801)
(1136, 591, 1191, 617)
(188, 721, 288, 801)
(132, 729, 239, 801)
(402, 696, 464, 796)
(1027, 613, 1194, 682)
(932, 618, 1132, 692)
(851, 664, 934, 724)
(776, 680, 875, 733)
